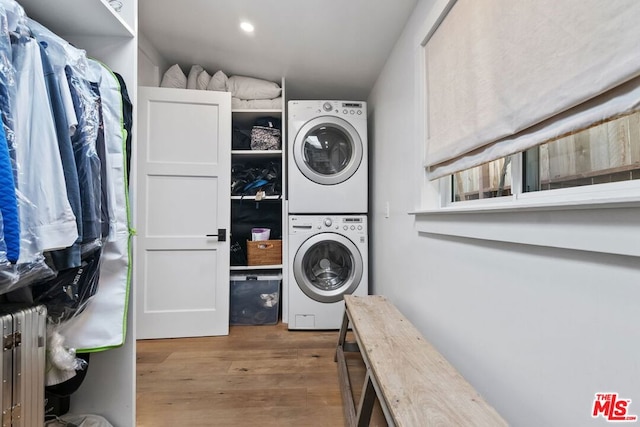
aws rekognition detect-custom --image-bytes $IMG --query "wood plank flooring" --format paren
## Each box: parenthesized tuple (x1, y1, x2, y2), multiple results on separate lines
(136, 323, 386, 426)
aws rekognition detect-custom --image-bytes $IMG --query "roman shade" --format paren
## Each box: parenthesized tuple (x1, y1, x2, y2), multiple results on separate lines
(424, 0, 640, 179)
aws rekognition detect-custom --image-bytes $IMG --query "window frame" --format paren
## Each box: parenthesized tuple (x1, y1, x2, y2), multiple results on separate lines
(438, 151, 640, 212)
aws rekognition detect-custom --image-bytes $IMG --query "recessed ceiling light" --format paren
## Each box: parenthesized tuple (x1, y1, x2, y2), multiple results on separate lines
(240, 21, 254, 33)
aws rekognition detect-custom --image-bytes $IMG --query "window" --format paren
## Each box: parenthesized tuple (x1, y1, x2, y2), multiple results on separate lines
(415, 1, 640, 257)
(452, 157, 512, 202)
(449, 112, 640, 204)
(524, 114, 640, 192)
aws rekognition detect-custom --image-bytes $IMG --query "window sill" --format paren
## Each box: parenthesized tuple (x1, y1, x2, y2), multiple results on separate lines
(412, 197, 640, 257)
(412, 195, 640, 215)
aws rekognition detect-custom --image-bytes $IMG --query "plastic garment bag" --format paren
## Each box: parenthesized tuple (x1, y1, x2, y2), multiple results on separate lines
(64, 65, 103, 254)
(29, 16, 105, 255)
(11, 37, 77, 284)
(39, 44, 82, 269)
(28, 17, 104, 257)
(31, 247, 102, 324)
(0, 1, 57, 293)
(57, 62, 133, 351)
(0, 3, 19, 267)
(31, 247, 101, 387)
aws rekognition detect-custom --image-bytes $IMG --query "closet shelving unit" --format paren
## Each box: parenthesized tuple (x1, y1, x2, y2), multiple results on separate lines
(17, 0, 137, 425)
(230, 149, 282, 203)
(230, 80, 286, 272)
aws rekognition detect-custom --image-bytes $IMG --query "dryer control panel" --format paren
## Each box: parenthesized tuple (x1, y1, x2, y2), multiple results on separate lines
(321, 101, 364, 117)
(289, 100, 367, 120)
(325, 101, 365, 118)
(289, 215, 367, 236)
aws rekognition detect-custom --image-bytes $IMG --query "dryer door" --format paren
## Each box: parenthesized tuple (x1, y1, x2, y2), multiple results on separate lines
(293, 116, 363, 185)
(293, 232, 363, 303)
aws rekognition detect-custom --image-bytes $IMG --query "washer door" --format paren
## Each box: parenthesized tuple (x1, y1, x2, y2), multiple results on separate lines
(293, 233, 363, 303)
(293, 116, 363, 185)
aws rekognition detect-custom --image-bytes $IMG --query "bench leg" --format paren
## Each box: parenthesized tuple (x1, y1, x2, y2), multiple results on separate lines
(335, 308, 350, 362)
(355, 371, 376, 427)
(336, 344, 357, 426)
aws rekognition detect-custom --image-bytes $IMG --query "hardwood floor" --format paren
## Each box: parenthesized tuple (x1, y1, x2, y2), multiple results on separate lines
(136, 323, 386, 426)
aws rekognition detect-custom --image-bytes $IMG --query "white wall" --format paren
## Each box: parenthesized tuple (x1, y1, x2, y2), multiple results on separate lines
(138, 32, 168, 87)
(368, 1, 640, 426)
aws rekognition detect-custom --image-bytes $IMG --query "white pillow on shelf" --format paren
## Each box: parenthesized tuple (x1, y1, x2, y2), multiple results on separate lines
(186, 65, 204, 89)
(207, 70, 228, 91)
(196, 70, 211, 90)
(227, 75, 281, 100)
(160, 64, 187, 89)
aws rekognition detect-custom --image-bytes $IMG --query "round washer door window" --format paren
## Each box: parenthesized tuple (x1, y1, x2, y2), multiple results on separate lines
(293, 233, 363, 303)
(293, 116, 363, 185)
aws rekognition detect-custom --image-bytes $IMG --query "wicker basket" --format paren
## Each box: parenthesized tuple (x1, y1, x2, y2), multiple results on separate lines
(246, 240, 282, 266)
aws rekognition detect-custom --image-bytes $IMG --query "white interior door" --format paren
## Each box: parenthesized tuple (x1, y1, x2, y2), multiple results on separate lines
(137, 87, 231, 339)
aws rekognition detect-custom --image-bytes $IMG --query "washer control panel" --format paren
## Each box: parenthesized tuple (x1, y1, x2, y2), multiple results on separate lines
(341, 217, 365, 232)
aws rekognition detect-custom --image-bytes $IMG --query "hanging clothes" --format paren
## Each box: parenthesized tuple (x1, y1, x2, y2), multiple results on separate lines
(0, 112, 18, 263)
(39, 41, 82, 270)
(0, 3, 60, 292)
(0, 0, 133, 353)
(65, 65, 103, 254)
(0, 4, 19, 265)
(27, 17, 104, 256)
(11, 36, 78, 257)
(90, 80, 111, 241)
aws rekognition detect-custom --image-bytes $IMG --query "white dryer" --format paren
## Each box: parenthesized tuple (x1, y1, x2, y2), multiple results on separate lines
(288, 215, 368, 330)
(287, 100, 367, 214)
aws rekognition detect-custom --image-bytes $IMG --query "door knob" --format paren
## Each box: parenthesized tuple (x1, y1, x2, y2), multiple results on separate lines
(206, 229, 227, 242)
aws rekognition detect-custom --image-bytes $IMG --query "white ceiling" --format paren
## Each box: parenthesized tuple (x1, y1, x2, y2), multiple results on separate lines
(139, 0, 418, 101)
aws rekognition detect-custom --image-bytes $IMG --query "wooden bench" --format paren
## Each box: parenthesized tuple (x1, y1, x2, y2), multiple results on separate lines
(336, 295, 507, 426)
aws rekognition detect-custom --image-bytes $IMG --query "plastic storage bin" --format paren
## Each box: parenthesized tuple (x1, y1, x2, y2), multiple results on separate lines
(230, 274, 281, 325)
(251, 227, 271, 241)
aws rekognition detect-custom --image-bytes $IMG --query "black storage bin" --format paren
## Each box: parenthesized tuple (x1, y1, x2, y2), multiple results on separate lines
(230, 274, 281, 325)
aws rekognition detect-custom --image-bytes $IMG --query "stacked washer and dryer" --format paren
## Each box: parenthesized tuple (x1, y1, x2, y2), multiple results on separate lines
(286, 100, 368, 330)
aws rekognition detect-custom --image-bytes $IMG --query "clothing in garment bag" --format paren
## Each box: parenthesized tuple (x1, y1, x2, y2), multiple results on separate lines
(12, 37, 78, 258)
(39, 41, 83, 271)
(59, 61, 133, 351)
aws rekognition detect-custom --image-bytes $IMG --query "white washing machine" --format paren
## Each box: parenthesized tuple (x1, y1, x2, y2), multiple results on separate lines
(288, 100, 367, 214)
(288, 215, 368, 330)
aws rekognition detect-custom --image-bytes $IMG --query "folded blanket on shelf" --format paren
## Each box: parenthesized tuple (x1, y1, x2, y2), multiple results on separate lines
(227, 75, 281, 100)
(232, 97, 282, 109)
